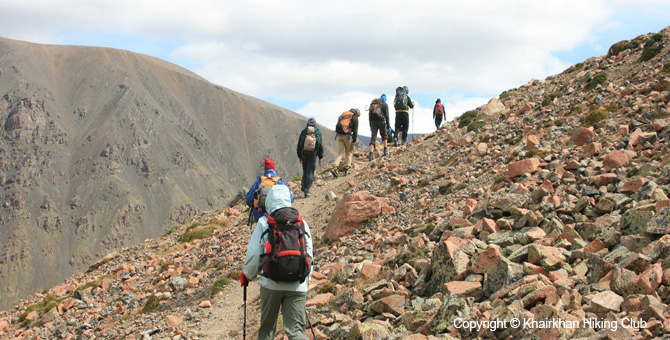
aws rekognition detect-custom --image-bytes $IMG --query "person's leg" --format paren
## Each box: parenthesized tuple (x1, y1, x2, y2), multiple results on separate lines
(258, 287, 282, 340)
(394, 114, 401, 146)
(401, 114, 409, 144)
(333, 135, 346, 166)
(300, 153, 309, 193)
(304, 154, 316, 195)
(344, 137, 354, 167)
(281, 291, 308, 340)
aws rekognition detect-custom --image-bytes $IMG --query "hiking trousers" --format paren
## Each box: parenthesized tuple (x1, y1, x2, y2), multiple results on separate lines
(434, 114, 443, 130)
(258, 287, 308, 340)
(300, 151, 317, 194)
(334, 134, 354, 167)
(395, 112, 409, 143)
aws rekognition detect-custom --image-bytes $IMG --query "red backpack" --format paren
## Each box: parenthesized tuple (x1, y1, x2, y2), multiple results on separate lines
(434, 102, 445, 116)
(336, 111, 354, 135)
(261, 207, 311, 283)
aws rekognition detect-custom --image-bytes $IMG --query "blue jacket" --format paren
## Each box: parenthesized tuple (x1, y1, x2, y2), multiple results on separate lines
(243, 185, 313, 292)
(245, 169, 294, 221)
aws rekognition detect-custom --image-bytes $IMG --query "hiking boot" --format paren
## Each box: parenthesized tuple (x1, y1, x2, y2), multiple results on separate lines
(343, 165, 350, 174)
(305, 191, 311, 198)
(368, 152, 373, 161)
(383, 147, 388, 157)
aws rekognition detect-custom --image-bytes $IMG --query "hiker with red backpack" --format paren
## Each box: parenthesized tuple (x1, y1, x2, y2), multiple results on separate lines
(433, 98, 445, 130)
(246, 157, 294, 222)
(296, 117, 323, 198)
(394, 86, 415, 146)
(240, 185, 313, 340)
(332, 108, 360, 175)
(368, 94, 390, 160)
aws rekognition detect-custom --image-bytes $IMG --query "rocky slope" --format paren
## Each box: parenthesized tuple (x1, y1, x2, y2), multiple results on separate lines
(2, 27, 670, 340)
(0, 37, 335, 310)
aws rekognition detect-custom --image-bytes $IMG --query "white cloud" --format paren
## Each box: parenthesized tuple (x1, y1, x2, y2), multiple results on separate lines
(1, 0, 669, 134)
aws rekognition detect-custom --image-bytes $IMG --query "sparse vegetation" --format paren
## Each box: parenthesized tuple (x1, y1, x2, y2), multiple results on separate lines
(77, 273, 115, 291)
(458, 110, 478, 128)
(162, 225, 179, 237)
(639, 37, 662, 62)
(467, 120, 486, 132)
(142, 294, 160, 313)
(582, 109, 608, 127)
(570, 104, 586, 116)
(179, 224, 218, 243)
(541, 93, 559, 107)
(499, 90, 514, 102)
(20, 294, 62, 325)
(587, 73, 608, 90)
(655, 81, 670, 92)
(211, 277, 230, 296)
(662, 64, 670, 75)
(607, 40, 640, 57)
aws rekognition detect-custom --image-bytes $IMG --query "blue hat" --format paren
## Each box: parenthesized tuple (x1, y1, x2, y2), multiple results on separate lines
(307, 117, 316, 126)
(381, 94, 387, 102)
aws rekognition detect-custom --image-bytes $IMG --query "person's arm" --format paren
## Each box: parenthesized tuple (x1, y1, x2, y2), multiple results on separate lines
(317, 130, 324, 160)
(297, 130, 305, 159)
(303, 220, 314, 280)
(245, 179, 260, 206)
(351, 115, 358, 143)
(242, 219, 267, 280)
(408, 96, 415, 109)
(383, 103, 390, 129)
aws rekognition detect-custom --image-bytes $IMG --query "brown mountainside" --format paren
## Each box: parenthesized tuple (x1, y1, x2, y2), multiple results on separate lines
(0, 37, 335, 310)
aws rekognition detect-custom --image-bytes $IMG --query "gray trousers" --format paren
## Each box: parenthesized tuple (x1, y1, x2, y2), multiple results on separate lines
(258, 286, 308, 340)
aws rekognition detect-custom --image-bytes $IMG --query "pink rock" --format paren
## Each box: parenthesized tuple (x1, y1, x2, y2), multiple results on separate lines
(620, 177, 649, 193)
(527, 135, 541, 149)
(464, 198, 478, 216)
(360, 262, 382, 279)
(475, 142, 488, 156)
(508, 158, 541, 178)
(571, 127, 595, 146)
(325, 191, 395, 240)
(656, 200, 670, 213)
(166, 315, 182, 328)
(0, 319, 8, 332)
(444, 281, 482, 295)
(370, 295, 405, 315)
(629, 128, 643, 146)
(593, 173, 618, 187)
(603, 150, 629, 168)
(618, 125, 630, 136)
(199, 300, 212, 308)
(628, 264, 663, 295)
(306, 293, 334, 307)
(450, 217, 472, 227)
(481, 218, 498, 233)
(469, 247, 501, 274)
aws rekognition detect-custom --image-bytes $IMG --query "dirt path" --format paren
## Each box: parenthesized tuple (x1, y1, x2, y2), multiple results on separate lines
(197, 165, 358, 339)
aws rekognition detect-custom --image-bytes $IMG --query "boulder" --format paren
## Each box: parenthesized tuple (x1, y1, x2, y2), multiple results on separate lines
(508, 158, 541, 178)
(325, 191, 395, 240)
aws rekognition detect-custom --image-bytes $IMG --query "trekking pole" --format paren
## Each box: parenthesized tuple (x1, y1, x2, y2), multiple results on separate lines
(243, 284, 247, 340)
(306, 311, 317, 340)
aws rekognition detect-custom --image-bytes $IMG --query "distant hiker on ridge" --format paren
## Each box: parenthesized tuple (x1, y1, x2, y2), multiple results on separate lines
(368, 94, 390, 160)
(240, 185, 313, 340)
(394, 86, 414, 146)
(246, 157, 294, 222)
(333, 108, 360, 175)
(297, 117, 323, 198)
(433, 98, 445, 130)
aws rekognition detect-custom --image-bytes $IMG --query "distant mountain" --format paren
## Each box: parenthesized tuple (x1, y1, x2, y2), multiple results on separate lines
(0, 37, 335, 309)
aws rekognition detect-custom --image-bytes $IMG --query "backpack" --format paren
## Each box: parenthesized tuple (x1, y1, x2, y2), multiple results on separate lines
(253, 176, 280, 210)
(303, 126, 317, 152)
(394, 86, 408, 111)
(370, 98, 385, 120)
(336, 111, 354, 135)
(434, 103, 444, 116)
(261, 207, 311, 283)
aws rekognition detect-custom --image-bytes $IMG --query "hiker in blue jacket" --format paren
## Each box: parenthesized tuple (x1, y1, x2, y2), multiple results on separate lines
(246, 157, 294, 222)
(241, 185, 313, 340)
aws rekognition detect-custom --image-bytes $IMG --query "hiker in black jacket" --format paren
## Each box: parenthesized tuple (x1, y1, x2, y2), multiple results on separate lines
(296, 117, 323, 198)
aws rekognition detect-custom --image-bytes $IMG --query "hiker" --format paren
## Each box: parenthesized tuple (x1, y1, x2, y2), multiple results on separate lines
(246, 157, 294, 222)
(333, 108, 360, 174)
(381, 94, 396, 145)
(240, 185, 313, 340)
(296, 117, 323, 198)
(433, 98, 445, 130)
(393, 86, 415, 146)
(368, 94, 390, 160)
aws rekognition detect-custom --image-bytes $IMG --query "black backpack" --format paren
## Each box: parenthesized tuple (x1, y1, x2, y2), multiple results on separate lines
(394, 86, 408, 111)
(261, 207, 311, 283)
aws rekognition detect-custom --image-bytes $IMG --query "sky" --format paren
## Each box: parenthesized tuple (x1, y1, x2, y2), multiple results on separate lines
(1, 1, 669, 137)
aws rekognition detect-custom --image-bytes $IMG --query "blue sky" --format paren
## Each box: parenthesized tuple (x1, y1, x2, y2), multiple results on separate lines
(1, 0, 669, 136)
